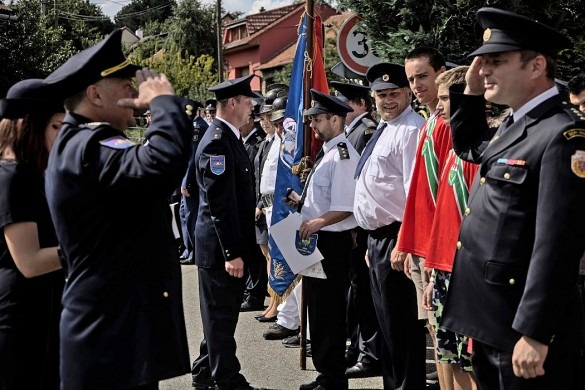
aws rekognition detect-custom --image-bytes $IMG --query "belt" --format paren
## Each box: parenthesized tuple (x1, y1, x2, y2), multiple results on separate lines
(366, 221, 401, 239)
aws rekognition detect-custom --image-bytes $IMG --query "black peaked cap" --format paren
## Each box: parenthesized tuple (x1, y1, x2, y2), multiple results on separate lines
(208, 74, 256, 100)
(304, 89, 353, 117)
(469, 7, 570, 58)
(366, 63, 409, 91)
(45, 29, 141, 97)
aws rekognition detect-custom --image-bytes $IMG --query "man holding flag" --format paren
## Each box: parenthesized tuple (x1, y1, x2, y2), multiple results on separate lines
(286, 89, 359, 390)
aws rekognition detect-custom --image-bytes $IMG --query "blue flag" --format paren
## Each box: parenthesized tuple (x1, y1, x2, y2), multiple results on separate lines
(268, 15, 307, 296)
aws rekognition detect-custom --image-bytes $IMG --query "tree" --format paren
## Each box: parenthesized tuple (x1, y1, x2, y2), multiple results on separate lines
(336, 0, 585, 80)
(115, 0, 176, 32)
(0, 0, 75, 95)
(166, 0, 216, 60)
(54, 0, 115, 51)
(129, 46, 218, 102)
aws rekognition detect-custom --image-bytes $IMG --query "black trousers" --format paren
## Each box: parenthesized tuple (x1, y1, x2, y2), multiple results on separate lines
(367, 223, 426, 390)
(305, 230, 352, 390)
(346, 227, 382, 367)
(192, 267, 248, 390)
(126, 383, 159, 390)
(473, 340, 584, 390)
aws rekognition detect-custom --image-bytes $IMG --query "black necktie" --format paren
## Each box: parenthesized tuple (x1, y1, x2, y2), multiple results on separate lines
(354, 122, 387, 179)
(297, 148, 325, 212)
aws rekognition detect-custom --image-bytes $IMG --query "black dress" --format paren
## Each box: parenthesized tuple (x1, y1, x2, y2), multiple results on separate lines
(0, 162, 64, 390)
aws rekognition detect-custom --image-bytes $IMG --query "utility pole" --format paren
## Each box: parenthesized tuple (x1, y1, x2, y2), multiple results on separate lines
(54, 0, 58, 27)
(41, 0, 46, 17)
(216, 0, 224, 82)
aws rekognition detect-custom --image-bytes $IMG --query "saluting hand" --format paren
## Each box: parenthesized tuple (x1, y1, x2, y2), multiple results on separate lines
(464, 57, 486, 96)
(225, 257, 245, 278)
(512, 336, 548, 379)
(118, 68, 175, 110)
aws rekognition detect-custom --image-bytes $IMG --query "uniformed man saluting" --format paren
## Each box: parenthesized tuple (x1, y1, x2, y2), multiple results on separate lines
(442, 8, 585, 390)
(44, 29, 192, 389)
(287, 89, 360, 390)
(190, 75, 265, 390)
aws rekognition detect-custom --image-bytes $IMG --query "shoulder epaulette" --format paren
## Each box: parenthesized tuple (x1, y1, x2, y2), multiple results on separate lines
(212, 126, 222, 141)
(362, 117, 377, 129)
(337, 142, 350, 160)
(562, 101, 585, 122)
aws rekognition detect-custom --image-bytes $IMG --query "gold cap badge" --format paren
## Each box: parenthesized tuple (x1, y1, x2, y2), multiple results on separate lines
(483, 28, 492, 42)
(311, 100, 316, 107)
(382, 74, 389, 82)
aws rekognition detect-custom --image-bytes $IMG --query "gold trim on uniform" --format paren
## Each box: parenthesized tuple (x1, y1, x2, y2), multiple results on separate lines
(100, 59, 131, 77)
(186, 104, 193, 117)
(570, 150, 585, 178)
(563, 128, 585, 140)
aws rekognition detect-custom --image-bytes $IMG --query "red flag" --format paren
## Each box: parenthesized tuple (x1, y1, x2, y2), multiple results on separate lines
(309, 15, 328, 159)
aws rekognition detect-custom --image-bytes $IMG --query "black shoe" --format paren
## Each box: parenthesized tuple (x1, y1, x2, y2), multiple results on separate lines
(282, 334, 300, 348)
(262, 324, 299, 340)
(256, 315, 277, 322)
(299, 381, 319, 390)
(240, 300, 264, 312)
(180, 257, 195, 265)
(345, 362, 381, 378)
(192, 378, 214, 389)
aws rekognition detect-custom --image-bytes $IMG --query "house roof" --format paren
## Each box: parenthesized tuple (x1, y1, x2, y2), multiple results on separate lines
(224, 4, 301, 36)
(255, 11, 354, 72)
(0, 2, 12, 12)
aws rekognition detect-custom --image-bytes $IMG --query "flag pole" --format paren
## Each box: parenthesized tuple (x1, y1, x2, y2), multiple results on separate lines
(299, 0, 314, 372)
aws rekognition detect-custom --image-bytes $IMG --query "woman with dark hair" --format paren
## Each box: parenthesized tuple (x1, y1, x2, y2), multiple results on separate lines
(0, 79, 65, 389)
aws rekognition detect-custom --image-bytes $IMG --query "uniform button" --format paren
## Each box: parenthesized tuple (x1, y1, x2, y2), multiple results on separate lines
(504, 173, 511, 180)
(464, 207, 470, 216)
(508, 278, 515, 285)
(480, 177, 486, 185)
(456, 241, 462, 249)
(163, 291, 169, 298)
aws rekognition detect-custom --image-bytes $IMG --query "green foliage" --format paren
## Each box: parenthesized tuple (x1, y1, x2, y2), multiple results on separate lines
(0, 0, 76, 95)
(336, 0, 585, 80)
(129, 47, 218, 102)
(54, 0, 115, 50)
(115, 0, 176, 32)
(166, 0, 217, 60)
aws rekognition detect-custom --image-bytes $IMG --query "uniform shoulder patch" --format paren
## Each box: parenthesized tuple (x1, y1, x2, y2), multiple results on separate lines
(99, 136, 135, 149)
(563, 128, 585, 140)
(210, 155, 226, 175)
(571, 150, 585, 178)
(337, 142, 350, 160)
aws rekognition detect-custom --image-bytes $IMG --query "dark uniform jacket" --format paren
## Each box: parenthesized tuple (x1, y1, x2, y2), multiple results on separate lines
(345, 113, 377, 154)
(442, 91, 585, 353)
(243, 124, 266, 163)
(45, 95, 192, 389)
(182, 116, 209, 193)
(194, 118, 256, 267)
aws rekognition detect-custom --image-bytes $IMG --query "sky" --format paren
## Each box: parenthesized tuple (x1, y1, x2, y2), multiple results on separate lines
(92, 0, 295, 21)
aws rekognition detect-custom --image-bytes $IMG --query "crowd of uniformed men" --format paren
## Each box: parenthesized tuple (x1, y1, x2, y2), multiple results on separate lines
(1, 6, 585, 390)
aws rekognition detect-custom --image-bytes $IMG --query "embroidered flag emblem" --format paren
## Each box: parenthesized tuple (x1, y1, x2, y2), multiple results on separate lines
(210, 155, 226, 175)
(295, 231, 318, 256)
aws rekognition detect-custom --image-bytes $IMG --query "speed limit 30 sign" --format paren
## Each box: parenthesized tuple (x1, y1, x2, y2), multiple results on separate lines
(336, 15, 382, 76)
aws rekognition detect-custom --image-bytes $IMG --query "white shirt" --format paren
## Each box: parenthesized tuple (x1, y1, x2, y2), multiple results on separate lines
(511, 86, 559, 122)
(259, 133, 280, 195)
(242, 127, 258, 143)
(353, 106, 424, 230)
(216, 116, 241, 139)
(301, 133, 360, 232)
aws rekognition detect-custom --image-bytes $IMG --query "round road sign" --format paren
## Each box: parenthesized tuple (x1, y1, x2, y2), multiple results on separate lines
(336, 15, 382, 76)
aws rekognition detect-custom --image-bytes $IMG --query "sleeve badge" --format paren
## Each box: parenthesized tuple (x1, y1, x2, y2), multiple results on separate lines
(99, 136, 135, 149)
(571, 150, 585, 178)
(210, 155, 226, 175)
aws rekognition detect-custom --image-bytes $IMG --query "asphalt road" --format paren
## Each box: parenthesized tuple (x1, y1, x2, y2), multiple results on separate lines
(159, 264, 384, 390)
